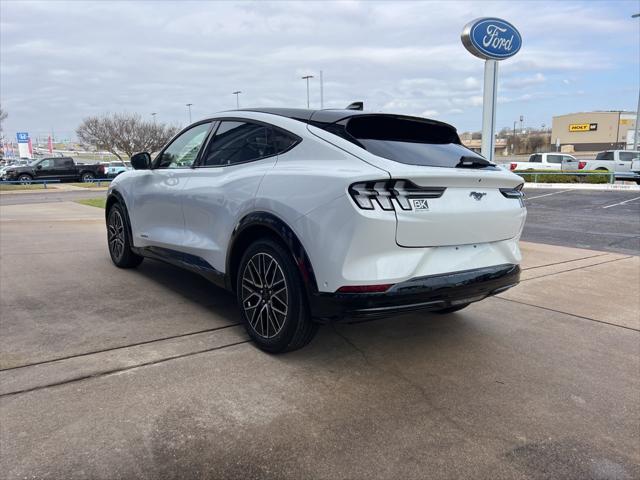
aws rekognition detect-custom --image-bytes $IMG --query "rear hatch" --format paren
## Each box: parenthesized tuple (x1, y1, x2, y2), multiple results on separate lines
(324, 114, 526, 247)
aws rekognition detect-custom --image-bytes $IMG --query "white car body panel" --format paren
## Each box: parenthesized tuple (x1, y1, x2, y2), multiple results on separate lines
(109, 109, 526, 295)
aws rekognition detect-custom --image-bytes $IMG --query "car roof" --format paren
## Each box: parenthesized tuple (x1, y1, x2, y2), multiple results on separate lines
(235, 107, 456, 129)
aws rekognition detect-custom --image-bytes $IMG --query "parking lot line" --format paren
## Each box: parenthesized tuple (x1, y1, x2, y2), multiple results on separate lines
(525, 189, 571, 200)
(602, 195, 640, 209)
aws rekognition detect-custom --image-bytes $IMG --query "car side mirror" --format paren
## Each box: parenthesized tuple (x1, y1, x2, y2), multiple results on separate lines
(131, 152, 151, 170)
(36, 164, 42, 170)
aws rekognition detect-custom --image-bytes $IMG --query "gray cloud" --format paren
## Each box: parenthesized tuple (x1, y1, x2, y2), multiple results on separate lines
(0, 0, 637, 139)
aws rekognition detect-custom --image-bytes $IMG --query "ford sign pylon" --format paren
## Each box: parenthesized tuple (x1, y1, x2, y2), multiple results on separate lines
(461, 18, 522, 161)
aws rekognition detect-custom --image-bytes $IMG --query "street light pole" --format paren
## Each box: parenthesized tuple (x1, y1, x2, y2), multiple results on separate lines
(232, 91, 242, 109)
(301, 75, 314, 108)
(320, 70, 324, 109)
(633, 14, 640, 150)
(151, 112, 157, 123)
(186, 103, 193, 123)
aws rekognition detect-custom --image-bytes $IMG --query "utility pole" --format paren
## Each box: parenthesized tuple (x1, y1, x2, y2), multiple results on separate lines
(232, 91, 242, 109)
(320, 70, 324, 109)
(151, 112, 157, 123)
(301, 75, 314, 108)
(186, 103, 193, 123)
(633, 14, 640, 149)
(512, 120, 516, 154)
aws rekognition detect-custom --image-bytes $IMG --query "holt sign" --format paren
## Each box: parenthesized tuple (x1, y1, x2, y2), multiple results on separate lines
(461, 18, 522, 61)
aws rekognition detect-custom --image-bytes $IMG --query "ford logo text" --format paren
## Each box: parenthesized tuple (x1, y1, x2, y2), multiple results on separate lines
(461, 18, 522, 61)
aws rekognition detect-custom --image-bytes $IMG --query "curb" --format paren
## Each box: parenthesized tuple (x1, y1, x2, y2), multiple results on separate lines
(523, 183, 640, 191)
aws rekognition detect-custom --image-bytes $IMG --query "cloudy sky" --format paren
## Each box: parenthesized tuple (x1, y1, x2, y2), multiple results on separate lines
(0, 0, 638, 141)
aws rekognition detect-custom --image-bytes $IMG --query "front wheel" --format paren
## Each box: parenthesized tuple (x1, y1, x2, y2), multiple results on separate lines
(81, 172, 95, 183)
(236, 239, 318, 353)
(107, 203, 143, 268)
(17, 174, 32, 184)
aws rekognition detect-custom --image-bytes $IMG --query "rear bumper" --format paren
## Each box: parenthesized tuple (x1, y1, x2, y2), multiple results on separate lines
(309, 263, 520, 321)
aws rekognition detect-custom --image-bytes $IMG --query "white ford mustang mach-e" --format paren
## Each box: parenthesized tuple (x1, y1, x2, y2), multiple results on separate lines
(106, 108, 526, 352)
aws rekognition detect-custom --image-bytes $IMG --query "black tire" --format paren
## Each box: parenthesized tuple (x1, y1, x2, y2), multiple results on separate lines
(236, 238, 318, 353)
(17, 174, 32, 184)
(432, 303, 470, 314)
(81, 172, 95, 182)
(106, 202, 143, 268)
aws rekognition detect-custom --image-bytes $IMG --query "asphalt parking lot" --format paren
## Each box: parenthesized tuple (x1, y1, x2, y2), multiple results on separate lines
(0, 194, 639, 479)
(522, 188, 640, 255)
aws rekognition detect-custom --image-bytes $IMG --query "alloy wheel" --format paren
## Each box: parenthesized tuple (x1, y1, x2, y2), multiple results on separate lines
(108, 209, 125, 261)
(241, 252, 288, 339)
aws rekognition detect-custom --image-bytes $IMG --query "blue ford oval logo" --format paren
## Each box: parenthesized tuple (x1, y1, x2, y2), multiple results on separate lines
(461, 18, 522, 60)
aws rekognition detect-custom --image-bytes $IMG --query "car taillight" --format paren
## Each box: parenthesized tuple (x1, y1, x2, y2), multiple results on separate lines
(500, 183, 524, 199)
(337, 284, 393, 293)
(510, 163, 517, 171)
(348, 180, 445, 211)
(578, 161, 587, 169)
(98, 165, 105, 174)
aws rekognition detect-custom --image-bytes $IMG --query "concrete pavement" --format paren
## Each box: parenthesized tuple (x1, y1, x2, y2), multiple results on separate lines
(0, 201, 638, 479)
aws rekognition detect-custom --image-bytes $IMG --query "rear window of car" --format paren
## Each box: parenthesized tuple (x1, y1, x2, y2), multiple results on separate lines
(328, 115, 490, 168)
(596, 152, 613, 160)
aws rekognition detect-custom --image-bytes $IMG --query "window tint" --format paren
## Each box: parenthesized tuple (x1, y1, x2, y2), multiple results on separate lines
(53, 158, 67, 167)
(562, 156, 576, 162)
(202, 121, 275, 166)
(547, 155, 563, 164)
(619, 152, 639, 161)
(157, 122, 211, 169)
(529, 154, 542, 163)
(338, 115, 488, 168)
(596, 151, 613, 160)
(272, 129, 299, 154)
(39, 159, 53, 168)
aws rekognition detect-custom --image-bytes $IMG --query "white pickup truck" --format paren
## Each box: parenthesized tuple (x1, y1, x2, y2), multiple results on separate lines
(509, 153, 576, 172)
(566, 150, 639, 179)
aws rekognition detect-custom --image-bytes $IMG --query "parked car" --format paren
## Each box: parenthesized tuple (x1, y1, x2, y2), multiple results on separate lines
(0, 160, 29, 178)
(567, 150, 640, 181)
(2, 157, 105, 182)
(630, 157, 640, 184)
(509, 153, 576, 172)
(104, 161, 132, 177)
(105, 108, 526, 352)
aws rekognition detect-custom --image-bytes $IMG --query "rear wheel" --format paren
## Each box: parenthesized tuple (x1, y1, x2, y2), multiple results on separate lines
(236, 239, 318, 353)
(432, 303, 470, 314)
(107, 203, 143, 268)
(81, 172, 95, 182)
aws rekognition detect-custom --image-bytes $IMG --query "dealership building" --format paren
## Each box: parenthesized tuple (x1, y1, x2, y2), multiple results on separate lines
(551, 111, 637, 152)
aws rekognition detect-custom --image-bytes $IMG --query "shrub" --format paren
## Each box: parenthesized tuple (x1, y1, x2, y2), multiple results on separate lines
(516, 169, 610, 184)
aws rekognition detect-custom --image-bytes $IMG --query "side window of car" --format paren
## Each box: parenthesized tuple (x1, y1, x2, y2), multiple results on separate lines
(272, 129, 299, 154)
(201, 121, 277, 167)
(547, 155, 563, 164)
(529, 154, 541, 163)
(619, 152, 638, 162)
(54, 158, 68, 168)
(39, 159, 53, 168)
(156, 122, 211, 169)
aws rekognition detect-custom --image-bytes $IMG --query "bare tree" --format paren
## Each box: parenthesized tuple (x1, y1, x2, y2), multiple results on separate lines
(0, 106, 7, 134)
(76, 113, 178, 160)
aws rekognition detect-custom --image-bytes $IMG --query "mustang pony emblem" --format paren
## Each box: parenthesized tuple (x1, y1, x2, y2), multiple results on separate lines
(469, 192, 487, 201)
